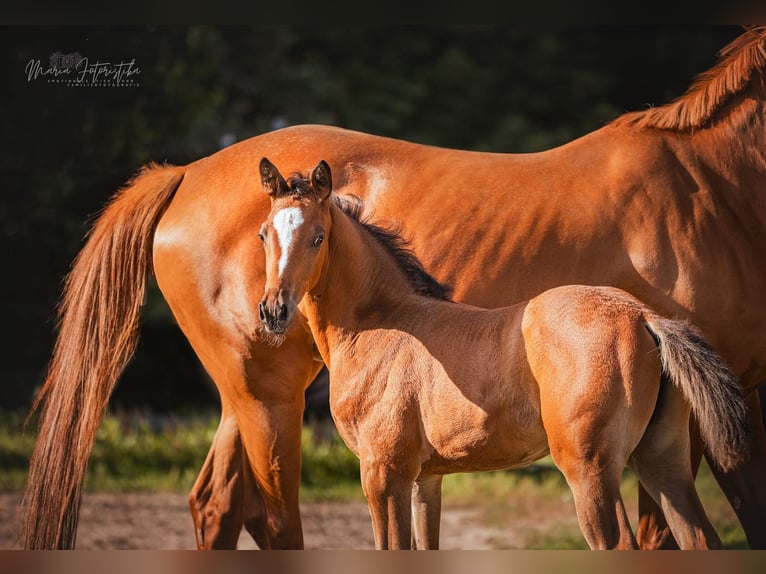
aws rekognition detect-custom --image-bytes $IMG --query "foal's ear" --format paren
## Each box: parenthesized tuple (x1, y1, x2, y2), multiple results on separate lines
(310, 160, 332, 201)
(259, 157, 288, 197)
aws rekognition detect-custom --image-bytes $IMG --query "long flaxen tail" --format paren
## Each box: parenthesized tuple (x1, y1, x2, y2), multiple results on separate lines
(644, 314, 750, 473)
(21, 163, 185, 549)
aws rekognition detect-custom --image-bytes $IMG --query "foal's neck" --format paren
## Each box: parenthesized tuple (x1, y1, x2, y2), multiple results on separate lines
(301, 204, 431, 368)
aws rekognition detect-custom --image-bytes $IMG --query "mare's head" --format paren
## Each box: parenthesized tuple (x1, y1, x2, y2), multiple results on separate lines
(257, 157, 333, 334)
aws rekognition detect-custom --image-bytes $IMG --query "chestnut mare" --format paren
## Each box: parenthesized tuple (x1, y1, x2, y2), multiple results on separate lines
(22, 27, 766, 549)
(256, 157, 749, 549)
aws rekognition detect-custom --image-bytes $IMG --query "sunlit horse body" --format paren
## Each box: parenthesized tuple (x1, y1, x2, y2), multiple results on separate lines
(256, 158, 749, 549)
(22, 28, 766, 549)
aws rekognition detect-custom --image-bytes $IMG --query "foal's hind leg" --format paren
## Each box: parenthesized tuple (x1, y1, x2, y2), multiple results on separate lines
(636, 421, 705, 550)
(554, 449, 637, 549)
(540, 364, 646, 547)
(630, 385, 722, 549)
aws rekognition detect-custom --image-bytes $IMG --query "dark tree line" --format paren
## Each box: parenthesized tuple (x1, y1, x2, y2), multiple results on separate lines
(0, 26, 743, 411)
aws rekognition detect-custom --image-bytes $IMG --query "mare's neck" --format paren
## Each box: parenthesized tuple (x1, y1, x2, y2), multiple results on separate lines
(300, 203, 425, 369)
(702, 84, 766, 171)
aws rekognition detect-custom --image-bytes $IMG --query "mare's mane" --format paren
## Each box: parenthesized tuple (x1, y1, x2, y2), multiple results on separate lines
(285, 173, 451, 301)
(612, 26, 766, 131)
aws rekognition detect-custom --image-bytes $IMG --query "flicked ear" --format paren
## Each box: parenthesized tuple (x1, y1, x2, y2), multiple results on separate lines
(259, 157, 288, 197)
(310, 160, 332, 202)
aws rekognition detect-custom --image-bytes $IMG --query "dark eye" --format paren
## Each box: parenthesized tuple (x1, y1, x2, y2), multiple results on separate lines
(313, 235, 324, 247)
(258, 231, 265, 242)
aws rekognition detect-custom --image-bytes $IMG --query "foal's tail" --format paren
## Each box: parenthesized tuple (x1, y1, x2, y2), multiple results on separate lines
(21, 164, 185, 549)
(644, 315, 750, 473)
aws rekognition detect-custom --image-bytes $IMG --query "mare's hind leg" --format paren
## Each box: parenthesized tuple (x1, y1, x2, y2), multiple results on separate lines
(181, 330, 319, 549)
(189, 406, 250, 549)
(411, 474, 443, 549)
(638, 389, 766, 549)
(241, 436, 272, 549)
(706, 388, 766, 548)
(189, 362, 327, 549)
(630, 385, 722, 549)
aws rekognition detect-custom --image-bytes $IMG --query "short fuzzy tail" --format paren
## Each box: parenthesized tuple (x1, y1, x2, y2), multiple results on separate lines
(644, 315, 750, 472)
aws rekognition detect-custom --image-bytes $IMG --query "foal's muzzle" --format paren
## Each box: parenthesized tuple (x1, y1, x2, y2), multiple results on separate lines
(258, 291, 295, 334)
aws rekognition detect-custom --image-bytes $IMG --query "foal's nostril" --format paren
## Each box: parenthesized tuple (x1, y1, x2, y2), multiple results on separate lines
(258, 301, 267, 322)
(277, 303, 288, 321)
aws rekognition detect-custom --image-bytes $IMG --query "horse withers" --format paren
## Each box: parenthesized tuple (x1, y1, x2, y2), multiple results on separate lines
(256, 157, 750, 550)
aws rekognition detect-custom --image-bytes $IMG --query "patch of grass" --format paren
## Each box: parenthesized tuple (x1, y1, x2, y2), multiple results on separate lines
(0, 411, 37, 492)
(0, 410, 750, 548)
(441, 458, 746, 549)
(523, 524, 588, 550)
(0, 410, 364, 498)
(692, 459, 747, 549)
(300, 425, 363, 501)
(442, 457, 568, 507)
(85, 413, 218, 492)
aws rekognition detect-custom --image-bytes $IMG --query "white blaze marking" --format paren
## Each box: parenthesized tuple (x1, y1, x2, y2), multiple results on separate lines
(273, 207, 305, 277)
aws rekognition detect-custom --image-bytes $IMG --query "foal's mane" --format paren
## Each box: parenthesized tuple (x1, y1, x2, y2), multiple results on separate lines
(612, 26, 766, 131)
(285, 173, 451, 301)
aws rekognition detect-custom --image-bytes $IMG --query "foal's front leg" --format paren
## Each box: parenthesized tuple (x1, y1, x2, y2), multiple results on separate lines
(361, 462, 415, 549)
(411, 475, 443, 549)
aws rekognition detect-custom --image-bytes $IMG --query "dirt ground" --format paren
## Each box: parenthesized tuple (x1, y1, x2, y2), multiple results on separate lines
(0, 492, 521, 550)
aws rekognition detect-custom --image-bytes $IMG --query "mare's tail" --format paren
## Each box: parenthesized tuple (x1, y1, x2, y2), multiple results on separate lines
(21, 164, 185, 548)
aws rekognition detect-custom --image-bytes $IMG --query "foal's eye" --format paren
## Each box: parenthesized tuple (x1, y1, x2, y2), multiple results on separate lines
(258, 232, 265, 242)
(313, 235, 324, 247)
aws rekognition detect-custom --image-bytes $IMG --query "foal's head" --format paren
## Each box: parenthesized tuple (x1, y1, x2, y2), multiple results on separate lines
(257, 157, 333, 334)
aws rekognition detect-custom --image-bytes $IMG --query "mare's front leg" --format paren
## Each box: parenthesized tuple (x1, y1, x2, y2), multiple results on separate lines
(411, 475, 443, 549)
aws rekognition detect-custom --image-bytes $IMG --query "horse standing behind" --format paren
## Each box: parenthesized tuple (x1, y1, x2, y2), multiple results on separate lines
(256, 158, 749, 549)
(21, 27, 766, 549)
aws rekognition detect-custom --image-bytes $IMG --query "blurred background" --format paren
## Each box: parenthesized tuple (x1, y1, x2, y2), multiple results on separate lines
(0, 25, 744, 415)
(0, 25, 753, 549)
